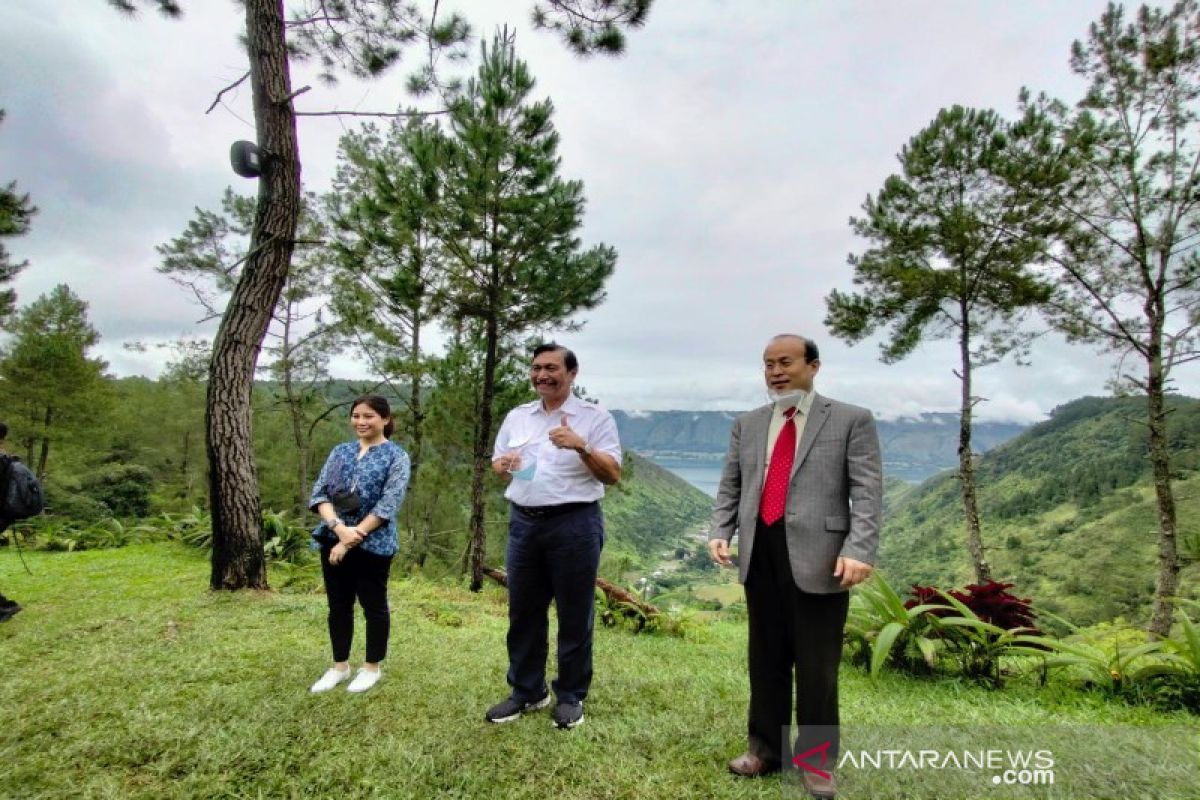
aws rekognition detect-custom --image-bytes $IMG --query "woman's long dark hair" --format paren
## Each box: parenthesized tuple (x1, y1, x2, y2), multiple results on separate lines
(351, 395, 394, 439)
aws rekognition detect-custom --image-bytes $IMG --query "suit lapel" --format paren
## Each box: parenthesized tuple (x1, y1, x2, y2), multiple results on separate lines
(790, 393, 831, 479)
(745, 405, 773, 489)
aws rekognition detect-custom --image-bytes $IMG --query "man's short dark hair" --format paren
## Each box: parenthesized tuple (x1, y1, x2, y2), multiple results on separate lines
(532, 342, 578, 372)
(772, 334, 819, 363)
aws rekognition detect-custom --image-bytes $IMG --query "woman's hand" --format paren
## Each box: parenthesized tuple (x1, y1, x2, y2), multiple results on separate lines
(329, 542, 349, 565)
(333, 523, 363, 547)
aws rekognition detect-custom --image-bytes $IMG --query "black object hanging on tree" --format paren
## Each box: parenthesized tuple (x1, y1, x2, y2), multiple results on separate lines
(230, 140, 261, 178)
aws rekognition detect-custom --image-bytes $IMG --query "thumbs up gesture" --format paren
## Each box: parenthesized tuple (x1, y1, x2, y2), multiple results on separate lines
(548, 415, 586, 452)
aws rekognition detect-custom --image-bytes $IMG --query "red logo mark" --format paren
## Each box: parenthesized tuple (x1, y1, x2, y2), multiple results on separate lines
(792, 741, 833, 780)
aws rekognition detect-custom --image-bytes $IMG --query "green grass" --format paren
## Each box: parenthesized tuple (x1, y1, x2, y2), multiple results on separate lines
(1, 544, 1196, 799)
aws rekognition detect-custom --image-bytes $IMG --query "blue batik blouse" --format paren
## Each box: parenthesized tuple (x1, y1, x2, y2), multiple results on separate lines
(308, 440, 410, 557)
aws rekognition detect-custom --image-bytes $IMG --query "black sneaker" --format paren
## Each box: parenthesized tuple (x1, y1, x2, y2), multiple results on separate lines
(0, 603, 21, 623)
(485, 693, 551, 724)
(551, 700, 584, 729)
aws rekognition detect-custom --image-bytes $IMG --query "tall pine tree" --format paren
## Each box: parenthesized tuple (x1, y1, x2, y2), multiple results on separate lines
(826, 106, 1056, 583)
(0, 109, 37, 329)
(434, 32, 617, 590)
(1020, 1, 1200, 635)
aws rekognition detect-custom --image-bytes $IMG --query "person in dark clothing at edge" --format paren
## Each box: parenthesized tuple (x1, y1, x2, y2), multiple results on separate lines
(0, 421, 22, 622)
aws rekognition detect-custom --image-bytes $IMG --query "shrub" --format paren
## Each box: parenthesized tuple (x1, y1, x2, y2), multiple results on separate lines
(80, 465, 156, 517)
(845, 574, 951, 677)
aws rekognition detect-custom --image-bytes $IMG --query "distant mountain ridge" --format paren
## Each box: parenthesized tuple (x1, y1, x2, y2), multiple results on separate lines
(611, 409, 1028, 483)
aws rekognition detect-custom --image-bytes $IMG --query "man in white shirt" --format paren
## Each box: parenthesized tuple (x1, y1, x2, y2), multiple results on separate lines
(485, 343, 622, 730)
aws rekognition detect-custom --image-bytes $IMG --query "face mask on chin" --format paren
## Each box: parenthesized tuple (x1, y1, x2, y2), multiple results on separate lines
(768, 388, 807, 405)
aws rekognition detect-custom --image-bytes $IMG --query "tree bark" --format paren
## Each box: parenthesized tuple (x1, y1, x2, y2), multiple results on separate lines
(281, 308, 310, 517)
(1146, 313, 1179, 636)
(207, 0, 301, 590)
(958, 306, 990, 584)
(464, 313, 499, 592)
(36, 405, 51, 481)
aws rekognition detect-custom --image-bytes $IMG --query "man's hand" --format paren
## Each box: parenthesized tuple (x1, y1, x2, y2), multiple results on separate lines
(834, 556, 873, 588)
(708, 538, 734, 567)
(493, 451, 522, 474)
(329, 542, 349, 566)
(548, 416, 586, 452)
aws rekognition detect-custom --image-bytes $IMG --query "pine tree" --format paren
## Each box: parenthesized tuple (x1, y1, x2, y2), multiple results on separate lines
(826, 106, 1056, 583)
(1019, 1, 1200, 635)
(434, 33, 617, 590)
(0, 109, 37, 328)
(109, 0, 653, 590)
(0, 285, 109, 480)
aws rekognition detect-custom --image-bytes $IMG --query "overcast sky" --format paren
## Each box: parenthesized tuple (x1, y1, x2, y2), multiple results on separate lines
(3, 0, 1193, 421)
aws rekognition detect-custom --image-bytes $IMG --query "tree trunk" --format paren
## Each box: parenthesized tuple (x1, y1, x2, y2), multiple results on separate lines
(207, 0, 301, 590)
(408, 313, 424, 473)
(1146, 326, 1179, 636)
(180, 429, 191, 499)
(464, 316, 499, 592)
(36, 405, 51, 481)
(958, 315, 990, 584)
(482, 566, 661, 618)
(281, 311, 309, 517)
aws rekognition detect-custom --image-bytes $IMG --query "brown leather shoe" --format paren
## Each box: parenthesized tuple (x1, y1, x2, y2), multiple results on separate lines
(727, 752, 780, 777)
(800, 769, 837, 798)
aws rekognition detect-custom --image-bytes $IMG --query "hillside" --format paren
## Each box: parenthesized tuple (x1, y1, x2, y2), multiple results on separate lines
(600, 451, 712, 568)
(612, 410, 1026, 482)
(881, 395, 1200, 625)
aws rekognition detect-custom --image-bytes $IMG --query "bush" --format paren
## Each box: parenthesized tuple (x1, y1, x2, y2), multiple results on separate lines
(80, 465, 156, 517)
(42, 478, 112, 522)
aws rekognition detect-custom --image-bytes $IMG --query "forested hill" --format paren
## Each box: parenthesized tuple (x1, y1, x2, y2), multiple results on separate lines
(880, 395, 1200, 626)
(601, 451, 711, 563)
(611, 409, 1027, 482)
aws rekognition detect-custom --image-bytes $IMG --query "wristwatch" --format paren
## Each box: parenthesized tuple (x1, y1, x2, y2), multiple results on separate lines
(580, 441, 593, 456)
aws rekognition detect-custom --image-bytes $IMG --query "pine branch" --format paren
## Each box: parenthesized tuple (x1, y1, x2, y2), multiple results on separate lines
(205, 71, 250, 115)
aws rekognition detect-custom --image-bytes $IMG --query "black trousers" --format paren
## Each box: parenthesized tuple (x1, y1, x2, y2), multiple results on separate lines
(744, 518, 849, 767)
(505, 502, 604, 705)
(320, 545, 393, 664)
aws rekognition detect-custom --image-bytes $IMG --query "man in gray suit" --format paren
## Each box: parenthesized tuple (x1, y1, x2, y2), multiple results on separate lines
(709, 334, 881, 797)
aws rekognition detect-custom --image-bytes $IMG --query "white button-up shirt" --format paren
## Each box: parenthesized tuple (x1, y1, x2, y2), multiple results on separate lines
(492, 393, 623, 506)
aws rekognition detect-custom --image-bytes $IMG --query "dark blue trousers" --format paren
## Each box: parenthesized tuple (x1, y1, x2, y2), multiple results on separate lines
(505, 502, 604, 705)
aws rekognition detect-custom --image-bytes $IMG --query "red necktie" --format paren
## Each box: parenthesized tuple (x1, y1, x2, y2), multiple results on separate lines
(759, 407, 797, 526)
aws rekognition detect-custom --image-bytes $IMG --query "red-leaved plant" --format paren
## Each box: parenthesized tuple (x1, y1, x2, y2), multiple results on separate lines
(905, 580, 1039, 634)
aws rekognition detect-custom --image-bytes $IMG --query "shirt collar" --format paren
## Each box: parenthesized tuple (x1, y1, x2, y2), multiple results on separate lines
(535, 392, 584, 417)
(773, 390, 815, 418)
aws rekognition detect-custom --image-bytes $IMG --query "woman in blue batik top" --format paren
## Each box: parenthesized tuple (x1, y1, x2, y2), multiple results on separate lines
(307, 395, 410, 694)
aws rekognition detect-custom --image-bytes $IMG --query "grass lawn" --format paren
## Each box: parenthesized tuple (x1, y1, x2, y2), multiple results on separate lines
(1, 544, 1196, 799)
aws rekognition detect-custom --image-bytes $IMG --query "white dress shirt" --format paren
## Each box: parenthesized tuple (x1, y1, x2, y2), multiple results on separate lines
(493, 393, 623, 506)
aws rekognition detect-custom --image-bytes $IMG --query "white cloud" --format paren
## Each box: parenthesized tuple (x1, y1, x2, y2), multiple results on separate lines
(3, 0, 1193, 421)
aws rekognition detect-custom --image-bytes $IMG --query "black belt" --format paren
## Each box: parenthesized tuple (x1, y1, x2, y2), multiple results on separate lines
(511, 501, 596, 519)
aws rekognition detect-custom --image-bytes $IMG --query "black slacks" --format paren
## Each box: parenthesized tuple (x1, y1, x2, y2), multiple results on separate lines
(744, 518, 849, 767)
(319, 545, 393, 664)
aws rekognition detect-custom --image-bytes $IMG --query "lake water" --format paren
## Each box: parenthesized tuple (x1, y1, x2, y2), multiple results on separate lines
(647, 454, 932, 497)
(645, 456, 722, 498)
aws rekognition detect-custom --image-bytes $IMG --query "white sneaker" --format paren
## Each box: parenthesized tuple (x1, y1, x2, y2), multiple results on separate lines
(346, 667, 381, 693)
(310, 666, 351, 693)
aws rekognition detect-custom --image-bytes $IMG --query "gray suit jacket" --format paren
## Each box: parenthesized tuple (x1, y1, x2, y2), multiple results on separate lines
(710, 393, 883, 594)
